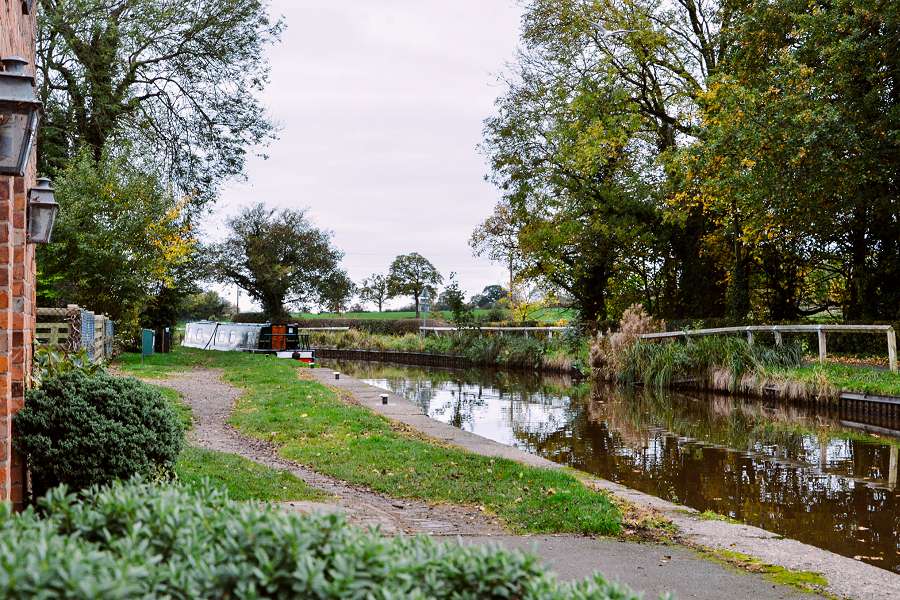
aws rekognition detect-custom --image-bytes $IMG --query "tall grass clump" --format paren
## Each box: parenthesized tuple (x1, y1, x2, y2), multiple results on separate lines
(591, 304, 664, 380)
(620, 335, 804, 393)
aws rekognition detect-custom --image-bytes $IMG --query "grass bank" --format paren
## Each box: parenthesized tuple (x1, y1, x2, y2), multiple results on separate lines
(120, 348, 621, 535)
(764, 363, 900, 397)
(310, 329, 589, 373)
(149, 382, 329, 503)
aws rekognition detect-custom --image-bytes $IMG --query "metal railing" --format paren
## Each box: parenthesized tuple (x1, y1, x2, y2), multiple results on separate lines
(420, 326, 569, 338)
(639, 324, 897, 373)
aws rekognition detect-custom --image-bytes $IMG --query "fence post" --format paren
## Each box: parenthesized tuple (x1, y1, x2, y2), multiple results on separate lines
(746, 329, 754, 346)
(888, 328, 897, 374)
(817, 327, 827, 364)
(774, 330, 783, 346)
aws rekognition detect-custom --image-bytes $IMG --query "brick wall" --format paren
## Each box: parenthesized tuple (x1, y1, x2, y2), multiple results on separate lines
(0, 0, 38, 508)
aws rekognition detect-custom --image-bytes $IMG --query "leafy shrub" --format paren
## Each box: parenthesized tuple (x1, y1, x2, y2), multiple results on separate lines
(14, 372, 185, 499)
(498, 336, 546, 369)
(0, 480, 648, 599)
(32, 347, 103, 388)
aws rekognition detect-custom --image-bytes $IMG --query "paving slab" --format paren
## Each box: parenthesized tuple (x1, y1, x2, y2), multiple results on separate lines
(314, 368, 900, 600)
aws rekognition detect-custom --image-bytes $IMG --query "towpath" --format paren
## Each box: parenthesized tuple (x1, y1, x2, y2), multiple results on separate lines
(155, 367, 844, 600)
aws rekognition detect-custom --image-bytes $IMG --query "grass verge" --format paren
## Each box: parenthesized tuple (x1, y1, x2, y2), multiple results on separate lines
(119, 348, 621, 535)
(768, 363, 900, 397)
(174, 446, 330, 502)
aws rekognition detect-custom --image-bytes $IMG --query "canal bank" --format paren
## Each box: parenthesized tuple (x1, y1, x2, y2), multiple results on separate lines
(312, 365, 900, 600)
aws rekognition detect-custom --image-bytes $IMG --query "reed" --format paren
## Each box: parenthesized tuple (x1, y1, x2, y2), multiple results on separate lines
(619, 335, 805, 393)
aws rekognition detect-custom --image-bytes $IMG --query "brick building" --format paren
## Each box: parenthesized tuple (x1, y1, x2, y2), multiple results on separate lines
(0, 0, 38, 508)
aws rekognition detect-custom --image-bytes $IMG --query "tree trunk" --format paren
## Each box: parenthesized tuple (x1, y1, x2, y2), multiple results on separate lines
(726, 204, 751, 321)
(414, 293, 420, 319)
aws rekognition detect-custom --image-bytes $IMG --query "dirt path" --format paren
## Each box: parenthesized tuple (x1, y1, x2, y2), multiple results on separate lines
(156, 369, 504, 536)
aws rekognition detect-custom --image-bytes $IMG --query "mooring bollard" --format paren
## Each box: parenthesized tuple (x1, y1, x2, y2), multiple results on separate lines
(381, 393, 389, 405)
(333, 371, 340, 380)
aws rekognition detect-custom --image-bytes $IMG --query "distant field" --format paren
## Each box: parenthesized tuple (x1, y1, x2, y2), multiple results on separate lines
(293, 307, 576, 324)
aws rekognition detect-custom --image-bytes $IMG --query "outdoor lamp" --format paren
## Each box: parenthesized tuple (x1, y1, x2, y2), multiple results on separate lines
(28, 177, 59, 244)
(0, 56, 40, 176)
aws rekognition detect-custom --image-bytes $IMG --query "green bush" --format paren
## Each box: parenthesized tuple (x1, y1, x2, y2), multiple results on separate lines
(13, 372, 184, 499)
(0, 479, 648, 599)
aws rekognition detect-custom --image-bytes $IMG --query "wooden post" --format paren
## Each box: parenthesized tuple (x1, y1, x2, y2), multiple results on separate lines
(888, 329, 897, 374)
(817, 328, 827, 364)
(889, 446, 898, 490)
(774, 330, 783, 346)
(746, 330, 754, 346)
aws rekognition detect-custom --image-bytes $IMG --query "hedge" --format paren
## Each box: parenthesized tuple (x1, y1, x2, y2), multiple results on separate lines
(0, 480, 649, 599)
(13, 372, 184, 499)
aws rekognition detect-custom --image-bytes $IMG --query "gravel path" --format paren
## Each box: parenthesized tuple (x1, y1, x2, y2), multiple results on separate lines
(157, 369, 504, 536)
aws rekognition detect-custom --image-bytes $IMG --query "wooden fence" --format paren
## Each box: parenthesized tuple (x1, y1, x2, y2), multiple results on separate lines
(638, 324, 897, 373)
(36, 305, 115, 362)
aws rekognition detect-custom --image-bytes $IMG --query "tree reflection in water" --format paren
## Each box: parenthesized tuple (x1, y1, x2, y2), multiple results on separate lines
(326, 360, 900, 574)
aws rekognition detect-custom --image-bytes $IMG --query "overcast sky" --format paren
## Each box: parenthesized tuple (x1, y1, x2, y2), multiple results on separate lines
(208, 1, 523, 310)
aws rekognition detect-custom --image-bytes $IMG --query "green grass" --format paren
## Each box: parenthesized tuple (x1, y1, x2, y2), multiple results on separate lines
(145, 376, 327, 503)
(117, 347, 621, 535)
(700, 548, 829, 595)
(696, 509, 740, 524)
(175, 446, 331, 502)
(769, 363, 900, 397)
(115, 347, 214, 378)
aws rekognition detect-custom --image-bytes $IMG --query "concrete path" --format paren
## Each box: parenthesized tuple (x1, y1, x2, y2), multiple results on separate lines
(455, 536, 807, 600)
(314, 368, 900, 600)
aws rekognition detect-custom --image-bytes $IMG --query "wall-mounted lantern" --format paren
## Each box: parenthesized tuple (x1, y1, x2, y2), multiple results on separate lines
(28, 177, 59, 244)
(0, 56, 40, 177)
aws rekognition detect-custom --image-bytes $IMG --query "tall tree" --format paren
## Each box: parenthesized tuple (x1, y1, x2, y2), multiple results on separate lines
(206, 204, 344, 321)
(320, 270, 355, 314)
(36, 0, 283, 203)
(387, 253, 443, 318)
(359, 273, 389, 312)
(481, 0, 741, 322)
(38, 148, 196, 341)
(470, 201, 524, 304)
(689, 0, 900, 320)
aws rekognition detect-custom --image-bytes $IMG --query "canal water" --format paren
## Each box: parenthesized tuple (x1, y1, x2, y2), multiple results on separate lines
(324, 360, 900, 574)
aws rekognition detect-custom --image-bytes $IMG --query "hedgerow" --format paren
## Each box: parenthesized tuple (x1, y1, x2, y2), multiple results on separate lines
(0, 480, 649, 599)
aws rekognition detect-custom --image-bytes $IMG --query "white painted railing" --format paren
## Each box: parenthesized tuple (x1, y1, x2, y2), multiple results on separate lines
(420, 326, 569, 338)
(639, 324, 897, 373)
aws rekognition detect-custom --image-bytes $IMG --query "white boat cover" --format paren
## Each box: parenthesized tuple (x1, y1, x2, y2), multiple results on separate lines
(182, 321, 264, 351)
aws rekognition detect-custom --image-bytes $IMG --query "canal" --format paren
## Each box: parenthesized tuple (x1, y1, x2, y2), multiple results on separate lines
(325, 360, 900, 574)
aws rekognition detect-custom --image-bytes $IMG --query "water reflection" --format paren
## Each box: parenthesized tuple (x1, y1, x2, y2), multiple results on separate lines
(326, 360, 900, 574)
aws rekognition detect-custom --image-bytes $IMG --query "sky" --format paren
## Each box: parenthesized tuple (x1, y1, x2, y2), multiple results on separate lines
(207, 1, 523, 310)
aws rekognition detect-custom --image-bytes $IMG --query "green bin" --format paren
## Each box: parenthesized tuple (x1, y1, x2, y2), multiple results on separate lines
(141, 329, 155, 357)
